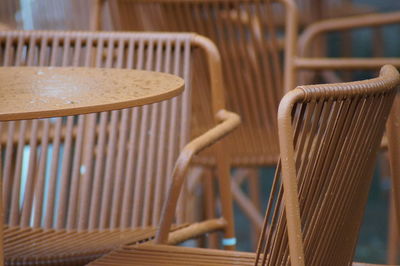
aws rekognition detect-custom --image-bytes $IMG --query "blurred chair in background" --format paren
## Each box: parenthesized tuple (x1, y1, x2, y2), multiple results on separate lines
(294, 11, 400, 264)
(94, 0, 298, 249)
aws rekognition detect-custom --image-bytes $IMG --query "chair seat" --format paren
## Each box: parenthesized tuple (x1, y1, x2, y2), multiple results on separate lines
(4, 225, 187, 265)
(89, 244, 257, 266)
(194, 127, 280, 167)
(89, 244, 389, 266)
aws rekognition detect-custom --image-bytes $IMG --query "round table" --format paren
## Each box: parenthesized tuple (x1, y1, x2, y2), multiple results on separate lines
(0, 66, 184, 262)
(0, 67, 184, 121)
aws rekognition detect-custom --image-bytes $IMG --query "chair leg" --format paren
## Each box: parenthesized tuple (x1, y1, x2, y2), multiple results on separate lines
(376, 151, 397, 264)
(184, 167, 207, 248)
(176, 179, 187, 225)
(387, 95, 400, 264)
(0, 152, 3, 266)
(215, 149, 236, 251)
(186, 167, 204, 223)
(203, 168, 219, 249)
(248, 169, 261, 213)
(231, 169, 263, 247)
(387, 190, 399, 264)
(248, 169, 262, 250)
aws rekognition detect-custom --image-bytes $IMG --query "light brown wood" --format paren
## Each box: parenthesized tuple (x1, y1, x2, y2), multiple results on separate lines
(0, 67, 184, 121)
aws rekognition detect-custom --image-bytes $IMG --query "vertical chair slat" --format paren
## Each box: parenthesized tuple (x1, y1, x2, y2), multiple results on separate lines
(32, 119, 50, 228)
(78, 113, 97, 230)
(99, 110, 119, 229)
(14, 35, 24, 66)
(44, 118, 62, 229)
(20, 119, 39, 227)
(132, 105, 149, 227)
(66, 115, 85, 230)
(49, 36, 60, 66)
(3, 122, 15, 219)
(121, 108, 139, 229)
(56, 116, 74, 229)
(89, 112, 109, 230)
(9, 121, 27, 226)
(110, 108, 129, 228)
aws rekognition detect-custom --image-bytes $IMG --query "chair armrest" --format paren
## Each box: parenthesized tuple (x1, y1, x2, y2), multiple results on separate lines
(177, 110, 240, 165)
(154, 109, 241, 244)
(299, 11, 400, 56)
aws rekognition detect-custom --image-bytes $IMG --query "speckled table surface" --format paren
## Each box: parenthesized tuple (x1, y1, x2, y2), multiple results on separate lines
(0, 67, 184, 121)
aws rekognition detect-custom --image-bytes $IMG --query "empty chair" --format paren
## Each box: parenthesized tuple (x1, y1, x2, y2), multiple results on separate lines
(296, 0, 375, 22)
(294, 11, 400, 264)
(90, 65, 399, 265)
(0, 30, 239, 264)
(95, 0, 298, 243)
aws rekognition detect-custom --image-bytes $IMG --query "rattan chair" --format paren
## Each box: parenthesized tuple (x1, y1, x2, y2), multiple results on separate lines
(296, 10, 400, 83)
(294, 11, 400, 264)
(89, 64, 400, 266)
(297, 0, 375, 23)
(0, 30, 240, 264)
(293, 0, 381, 85)
(94, 0, 298, 244)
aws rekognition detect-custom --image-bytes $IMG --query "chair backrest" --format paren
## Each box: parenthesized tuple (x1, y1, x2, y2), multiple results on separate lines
(105, 0, 298, 163)
(0, 31, 219, 231)
(255, 65, 399, 265)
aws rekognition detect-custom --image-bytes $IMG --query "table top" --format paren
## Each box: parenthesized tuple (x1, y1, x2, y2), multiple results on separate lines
(0, 67, 184, 121)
